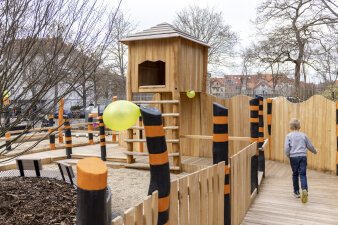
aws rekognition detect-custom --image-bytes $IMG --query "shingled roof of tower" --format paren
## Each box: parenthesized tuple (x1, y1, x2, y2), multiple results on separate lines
(120, 23, 210, 47)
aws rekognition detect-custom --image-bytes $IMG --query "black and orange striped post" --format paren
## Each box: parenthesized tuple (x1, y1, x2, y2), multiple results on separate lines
(336, 102, 338, 176)
(212, 102, 230, 225)
(140, 105, 170, 225)
(76, 157, 108, 225)
(139, 114, 144, 152)
(49, 115, 55, 150)
(88, 114, 94, 145)
(99, 113, 106, 161)
(257, 95, 265, 177)
(112, 96, 117, 142)
(267, 99, 273, 160)
(64, 116, 72, 159)
(250, 97, 259, 193)
(5, 132, 11, 151)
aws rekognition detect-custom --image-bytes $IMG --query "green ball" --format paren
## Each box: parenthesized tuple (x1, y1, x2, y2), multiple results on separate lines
(103, 100, 140, 131)
(186, 90, 195, 98)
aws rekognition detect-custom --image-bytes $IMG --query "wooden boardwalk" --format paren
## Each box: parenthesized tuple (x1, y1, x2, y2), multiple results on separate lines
(242, 160, 338, 225)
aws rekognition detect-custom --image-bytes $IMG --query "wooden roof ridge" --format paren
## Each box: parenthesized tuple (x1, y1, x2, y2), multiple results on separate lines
(120, 22, 210, 47)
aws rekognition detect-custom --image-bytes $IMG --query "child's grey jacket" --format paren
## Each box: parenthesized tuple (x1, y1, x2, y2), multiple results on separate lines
(284, 131, 317, 158)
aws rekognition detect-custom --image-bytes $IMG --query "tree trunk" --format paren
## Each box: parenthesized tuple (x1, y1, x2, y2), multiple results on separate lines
(82, 83, 87, 107)
(54, 83, 58, 112)
(294, 62, 301, 98)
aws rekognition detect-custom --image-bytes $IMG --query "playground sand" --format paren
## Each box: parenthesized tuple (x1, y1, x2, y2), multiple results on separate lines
(43, 164, 187, 218)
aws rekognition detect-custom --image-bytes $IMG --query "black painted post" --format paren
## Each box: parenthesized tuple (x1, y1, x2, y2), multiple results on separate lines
(64, 116, 72, 159)
(140, 105, 170, 225)
(250, 97, 259, 193)
(49, 115, 55, 150)
(257, 95, 265, 177)
(88, 114, 94, 145)
(99, 113, 106, 161)
(212, 102, 230, 225)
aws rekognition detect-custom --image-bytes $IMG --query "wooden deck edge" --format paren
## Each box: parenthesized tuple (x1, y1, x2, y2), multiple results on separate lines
(258, 171, 264, 187)
(250, 188, 258, 204)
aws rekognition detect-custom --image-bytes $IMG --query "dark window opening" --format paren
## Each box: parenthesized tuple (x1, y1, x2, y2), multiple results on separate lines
(138, 60, 165, 86)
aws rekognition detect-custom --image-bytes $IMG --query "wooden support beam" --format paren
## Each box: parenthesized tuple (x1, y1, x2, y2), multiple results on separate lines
(122, 151, 180, 157)
(180, 135, 251, 142)
(124, 139, 180, 143)
(131, 100, 180, 104)
(129, 126, 179, 130)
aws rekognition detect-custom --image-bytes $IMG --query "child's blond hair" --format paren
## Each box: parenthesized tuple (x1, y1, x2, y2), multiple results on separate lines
(289, 118, 300, 130)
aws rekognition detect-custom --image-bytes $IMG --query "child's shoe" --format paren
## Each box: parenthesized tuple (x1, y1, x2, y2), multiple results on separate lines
(301, 190, 308, 203)
(294, 191, 300, 198)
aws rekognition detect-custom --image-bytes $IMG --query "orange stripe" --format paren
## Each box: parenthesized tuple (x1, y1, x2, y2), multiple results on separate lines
(336, 102, 338, 109)
(77, 157, 107, 190)
(259, 137, 264, 142)
(50, 143, 55, 150)
(259, 127, 264, 132)
(163, 223, 168, 225)
(259, 111, 263, 115)
(336, 124, 338, 137)
(149, 151, 168, 165)
(213, 116, 228, 124)
(267, 115, 272, 124)
(100, 142, 106, 146)
(158, 196, 169, 212)
(144, 125, 165, 137)
(66, 144, 72, 147)
(213, 133, 228, 142)
(49, 115, 54, 119)
(250, 118, 259, 123)
(337, 152, 338, 164)
(224, 184, 230, 194)
(256, 150, 259, 155)
(259, 100, 263, 105)
(89, 140, 94, 145)
(225, 165, 230, 175)
(250, 138, 258, 143)
(88, 125, 93, 130)
(48, 128, 53, 133)
(5, 133, 10, 138)
(100, 135, 105, 139)
(99, 123, 104, 126)
(65, 137, 72, 141)
(250, 106, 259, 111)
(65, 126, 71, 129)
(267, 99, 272, 103)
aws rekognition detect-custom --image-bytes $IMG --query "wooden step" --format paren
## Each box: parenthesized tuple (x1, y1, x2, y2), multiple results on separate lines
(132, 100, 180, 104)
(129, 126, 179, 130)
(124, 139, 179, 143)
(122, 151, 180, 157)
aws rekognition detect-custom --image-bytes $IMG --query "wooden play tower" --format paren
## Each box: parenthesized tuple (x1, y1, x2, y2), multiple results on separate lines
(120, 23, 210, 171)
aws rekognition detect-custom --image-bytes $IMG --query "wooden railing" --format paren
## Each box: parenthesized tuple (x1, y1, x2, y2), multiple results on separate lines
(230, 142, 257, 225)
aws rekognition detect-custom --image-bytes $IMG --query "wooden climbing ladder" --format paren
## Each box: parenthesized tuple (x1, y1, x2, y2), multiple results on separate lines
(124, 97, 182, 172)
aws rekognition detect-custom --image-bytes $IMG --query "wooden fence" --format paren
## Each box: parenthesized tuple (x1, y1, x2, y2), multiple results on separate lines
(112, 161, 226, 225)
(230, 142, 257, 225)
(267, 95, 337, 173)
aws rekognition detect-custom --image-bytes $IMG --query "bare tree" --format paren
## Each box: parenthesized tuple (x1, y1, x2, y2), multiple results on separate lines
(173, 5, 238, 66)
(255, 0, 337, 97)
(0, 0, 121, 156)
(109, 11, 137, 89)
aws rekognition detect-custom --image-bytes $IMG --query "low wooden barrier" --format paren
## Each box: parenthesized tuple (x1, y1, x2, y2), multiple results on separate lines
(230, 142, 257, 225)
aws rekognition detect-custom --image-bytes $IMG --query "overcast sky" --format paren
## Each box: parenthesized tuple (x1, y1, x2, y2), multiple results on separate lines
(120, 0, 263, 47)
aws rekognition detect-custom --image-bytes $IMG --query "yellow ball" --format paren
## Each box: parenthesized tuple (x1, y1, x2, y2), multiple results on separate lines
(103, 100, 140, 131)
(186, 90, 195, 98)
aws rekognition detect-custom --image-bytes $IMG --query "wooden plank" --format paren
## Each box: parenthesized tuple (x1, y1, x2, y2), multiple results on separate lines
(135, 202, 143, 225)
(162, 113, 180, 117)
(124, 139, 179, 143)
(152, 191, 158, 225)
(143, 196, 152, 225)
(129, 126, 179, 130)
(207, 166, 214, 225)
(124, 207, 135, 225)
(189, 172, 200, 225)
(122, 151, 179, 157)
(112, 216, 123, 225)
(180, 135, 250, 141)
(179, 176, 188, 225)
(199, 168, 208, 225)
(169, 180, 178, 225)
(217, 162, 225, 225)
(212, 165, 219, 224)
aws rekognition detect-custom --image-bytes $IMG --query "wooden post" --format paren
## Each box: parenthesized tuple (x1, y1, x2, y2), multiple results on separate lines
(64, 117, 72, 159)
(257, 95, 265, 177)
(76, 157, 108, 225)
(126, 47, 134, 164)
(5, 133, 11, 151)
(58, 99, 64, 143)
(140, 105, 170, 225)
(88, 114, 94, 145)
(212, 102, 230, 225)
(112, 96, 117, 142)
(171, 92, 181, 172)
(249, 97, 259, 194)
(99, 113, 106, 161)
(138, 115, 143, 152)
(267, 99, 273, 160)
(49, 115, 56, 150)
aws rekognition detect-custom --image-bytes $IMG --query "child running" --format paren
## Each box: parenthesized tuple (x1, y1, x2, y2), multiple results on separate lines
(284, 118, 318, 203)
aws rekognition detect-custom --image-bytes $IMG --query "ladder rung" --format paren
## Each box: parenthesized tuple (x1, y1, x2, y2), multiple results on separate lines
(124, 139, 179, 143)
(129, 126, 179, 130)
(162, 113, 180, 117)
(122, 151, 180, 157)
(132, 100, 180, 104)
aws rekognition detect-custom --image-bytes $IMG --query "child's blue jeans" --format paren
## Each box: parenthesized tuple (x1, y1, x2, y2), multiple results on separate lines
(290, 156, 308, 193)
